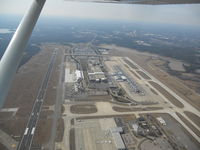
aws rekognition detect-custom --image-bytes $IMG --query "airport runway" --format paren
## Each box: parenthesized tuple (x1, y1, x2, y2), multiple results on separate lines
(17, 50, 57, 150)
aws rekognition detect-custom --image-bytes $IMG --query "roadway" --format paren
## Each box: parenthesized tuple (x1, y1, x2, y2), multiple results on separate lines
(17, 50, 57, 150)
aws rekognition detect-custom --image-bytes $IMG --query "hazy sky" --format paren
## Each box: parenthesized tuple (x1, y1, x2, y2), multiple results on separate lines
(1, 0, 200, 26)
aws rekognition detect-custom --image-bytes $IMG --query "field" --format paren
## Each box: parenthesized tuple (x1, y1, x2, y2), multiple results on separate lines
(149, 81, 184, 108)
(184, 111, 200, 127)
(176, 112, 200, 138)
(0, 43, 63, 149)
(101, 44, 200, 110)
(112, 106, 162, 112)
(136, 71, 151, 80)
(151, 113, 200, 150)
(70, 104, 97, 114)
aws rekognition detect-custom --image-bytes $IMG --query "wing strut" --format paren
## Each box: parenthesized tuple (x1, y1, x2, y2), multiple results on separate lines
(0, 0, 46, 107)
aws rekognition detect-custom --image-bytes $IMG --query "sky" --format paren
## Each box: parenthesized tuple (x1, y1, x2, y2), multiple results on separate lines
(0, 0, 200, 26)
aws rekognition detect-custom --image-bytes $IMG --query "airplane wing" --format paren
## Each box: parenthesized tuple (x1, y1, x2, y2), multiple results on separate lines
(0, 0, 200, 106)
(0, 0, 46, 106)
(65, 0, 200, 4)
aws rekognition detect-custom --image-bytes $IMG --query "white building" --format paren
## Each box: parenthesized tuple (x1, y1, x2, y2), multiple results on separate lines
(156, 117, 166, 126)
(75, 70, 83, 82)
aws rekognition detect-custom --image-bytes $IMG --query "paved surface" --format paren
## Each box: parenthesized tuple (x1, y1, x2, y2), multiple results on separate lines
(0, 129, 17, 150)
(46, 48, 65, 150)
(16, 50, 57, 150)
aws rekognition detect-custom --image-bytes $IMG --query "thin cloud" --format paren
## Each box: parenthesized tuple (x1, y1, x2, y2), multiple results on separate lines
(0, 0, 200, 26)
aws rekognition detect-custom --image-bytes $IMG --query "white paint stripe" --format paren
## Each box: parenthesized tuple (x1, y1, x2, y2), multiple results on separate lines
(31, 127, 35, 135)
(24, 128, 29, 135)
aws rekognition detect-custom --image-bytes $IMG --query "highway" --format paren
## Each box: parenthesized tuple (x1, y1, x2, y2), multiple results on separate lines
(17, 50, 57, 150)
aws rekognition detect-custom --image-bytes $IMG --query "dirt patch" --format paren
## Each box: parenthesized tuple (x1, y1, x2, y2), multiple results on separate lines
(55, 118, 64, 142)
(123, 58, 138, 69)
(69, 128, 75, 150)
(176, 112, 200, 138)
(113, 106, 162, 112)
(184, 111, 200, 128)
(149, 81, 184, 108)
(137, 71, 151, 80)
(150, 88, 158, 95)
(70, 104, 97, 114)
(130, 70, 141, 80)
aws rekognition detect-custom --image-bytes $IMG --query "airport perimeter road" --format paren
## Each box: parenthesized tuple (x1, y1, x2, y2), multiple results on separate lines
(17, 50, 57, 150)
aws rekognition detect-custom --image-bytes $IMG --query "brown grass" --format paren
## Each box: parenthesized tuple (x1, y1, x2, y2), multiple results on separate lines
(15, 107, 32, 118)
(184, 111, 200, 127)
(113, 106, 162, 112)
(176, 112, 200, 138)
(74, 95, 111, 101)
(121, 114, 136, 122)
(150, 88, 158, 95)
(70, 104, 97, 114)
(136, 71, 151, 80)
(69, 128, 76, 150)
(0, 112, 13, 120)
(0, 118, 27, 138)
(0, 143, 8, 150)
(55, 118, 64, 142)
(33, 119, 53, 145)
(123, 58, 138, 69)
(71, 118, 75, 126)
(149, 81, 184, 108)
(61, 105, 65, 114)
(129, 70, 141, 80)
(39, 110, 54, 119)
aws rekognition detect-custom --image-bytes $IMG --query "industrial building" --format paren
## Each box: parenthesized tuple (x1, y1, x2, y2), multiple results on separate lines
(156, 117, 166, 126)
(75, 70, 84, 82)
(65, 69, 83, 83)
(110, 127, 126, 150)
(88, 65, 107, 83)
(65, 68, 75, 83)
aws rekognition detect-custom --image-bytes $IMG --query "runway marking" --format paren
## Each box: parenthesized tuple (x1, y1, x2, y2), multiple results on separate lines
(17, 50, 57, 150)
(24, 128, 29, 135)
(31, 127, 35, 135)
